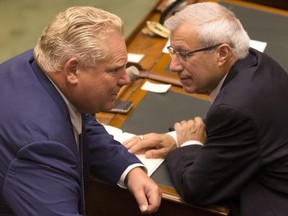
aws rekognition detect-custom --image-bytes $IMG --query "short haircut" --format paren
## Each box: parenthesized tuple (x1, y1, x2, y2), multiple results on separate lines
(34, 6, 124, 72)
(164, 2, 250, 59)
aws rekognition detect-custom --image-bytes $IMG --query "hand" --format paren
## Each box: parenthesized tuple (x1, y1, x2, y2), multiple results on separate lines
(124, 133, 177, 158)
(174, 117, 206, 145)
(126, 167, 162, 214)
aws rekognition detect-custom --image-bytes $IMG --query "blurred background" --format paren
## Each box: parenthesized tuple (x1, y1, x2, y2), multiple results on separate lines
(0, 0, 156, 63)
(1, 0, 287, 64)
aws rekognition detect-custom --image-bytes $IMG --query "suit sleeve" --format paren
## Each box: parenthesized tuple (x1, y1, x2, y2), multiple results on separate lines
(83, 114, 141, 184)
(166, 105, 260, 206)
(3, 141, 82, 216)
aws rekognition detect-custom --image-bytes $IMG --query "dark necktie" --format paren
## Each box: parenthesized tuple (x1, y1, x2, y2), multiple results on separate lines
(78, 133, 86, 215)
(79, 115, 90, 215)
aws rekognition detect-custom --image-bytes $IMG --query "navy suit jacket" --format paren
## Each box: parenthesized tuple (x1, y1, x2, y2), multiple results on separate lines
(0, 50, 141, 215)
(166, 48, 288, 216)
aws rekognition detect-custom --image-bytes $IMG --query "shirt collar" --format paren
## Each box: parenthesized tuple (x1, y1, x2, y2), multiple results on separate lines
(46, 75, 82, 135)
(209, 74, 228, 104)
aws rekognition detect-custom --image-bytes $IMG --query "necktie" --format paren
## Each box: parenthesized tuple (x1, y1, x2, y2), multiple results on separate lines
(79, 133, 86, 215)
(79, 115, 90, 215)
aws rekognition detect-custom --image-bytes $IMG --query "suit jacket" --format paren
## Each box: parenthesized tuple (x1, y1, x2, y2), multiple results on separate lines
(0, 50, 141, 215)
(166, 48, 288, 216)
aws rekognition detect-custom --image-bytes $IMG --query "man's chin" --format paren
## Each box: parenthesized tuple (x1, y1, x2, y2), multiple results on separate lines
(102, 102, 116, 112)
(183, 85, 196, 93)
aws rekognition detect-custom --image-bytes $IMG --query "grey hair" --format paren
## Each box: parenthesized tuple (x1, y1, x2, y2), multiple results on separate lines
(34, 6, 124, 72)
(164, 2, 250, 59)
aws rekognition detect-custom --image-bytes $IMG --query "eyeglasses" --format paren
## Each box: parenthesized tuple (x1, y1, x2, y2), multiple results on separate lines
(167, 43, 222, 62)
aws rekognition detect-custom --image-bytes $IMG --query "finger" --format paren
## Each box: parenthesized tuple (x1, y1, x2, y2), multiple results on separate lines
(175, 121, 191, 130)
(145, 188, 162, 214)
(123, 137, 139, 149)
(180, 120, 186, 124)
(127, 140, 154, 154)
(134, 191, 149, 214)
(146, 150, 164, 159)
(124, 135, 142, 143)
(194, 116, 204, 125)
(122, 136, 135, 145)
(194, 117, 206, 131)
(174, 122, 181, 129)
(145, 148, 169, 158)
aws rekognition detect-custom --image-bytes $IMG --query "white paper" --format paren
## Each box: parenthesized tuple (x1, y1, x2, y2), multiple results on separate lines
(162, 39, 170, 54)
(103, 125, 164, 176)
(141, 80, 171, 93)
(128, 53, 144, 63)
(249, 39, 267, 52)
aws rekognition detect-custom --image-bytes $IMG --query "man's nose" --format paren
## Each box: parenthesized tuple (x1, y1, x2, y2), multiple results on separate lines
(169, 58, 184, 73)
(119, 70, 131, 85)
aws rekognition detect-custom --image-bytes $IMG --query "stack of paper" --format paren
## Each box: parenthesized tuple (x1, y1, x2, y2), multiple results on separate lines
(104, 125, 164, 176)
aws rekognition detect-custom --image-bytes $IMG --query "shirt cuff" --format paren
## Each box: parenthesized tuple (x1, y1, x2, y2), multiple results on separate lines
(166, 131, 203, 147)
(181, 140, 203, 147)
(117, 163, 146, 189)
(167, 131, 178, 147)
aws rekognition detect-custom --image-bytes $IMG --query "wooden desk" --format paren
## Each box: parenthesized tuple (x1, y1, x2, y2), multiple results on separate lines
(87, 0, 288, 215)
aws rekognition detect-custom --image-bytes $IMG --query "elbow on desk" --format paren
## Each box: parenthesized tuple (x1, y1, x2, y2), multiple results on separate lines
(181, 190, 221, 207)
(181, 191, 211, 207)
(175, 178, 222, 207)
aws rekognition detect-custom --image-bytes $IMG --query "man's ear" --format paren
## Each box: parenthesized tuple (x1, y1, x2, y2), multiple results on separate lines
(217, 44, 232, 66)
(64, 58, 79, 84)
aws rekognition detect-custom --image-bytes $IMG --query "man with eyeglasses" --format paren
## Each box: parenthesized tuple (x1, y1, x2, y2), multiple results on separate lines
(124, 2, 288, 216)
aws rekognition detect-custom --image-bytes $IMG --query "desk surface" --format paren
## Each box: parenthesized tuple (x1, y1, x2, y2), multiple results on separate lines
(89, 0, 288, 215)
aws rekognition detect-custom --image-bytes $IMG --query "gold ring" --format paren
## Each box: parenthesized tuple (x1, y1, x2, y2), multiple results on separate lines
(139, 135, 144, 141)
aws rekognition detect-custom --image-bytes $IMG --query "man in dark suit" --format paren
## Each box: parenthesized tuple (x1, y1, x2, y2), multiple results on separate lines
(0, 6, 161, 215)
(124, 2, 288, 216)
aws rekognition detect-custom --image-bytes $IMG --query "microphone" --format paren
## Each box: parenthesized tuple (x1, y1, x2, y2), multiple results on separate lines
(126, 66, 182, 87)
(126, 66, 140, 81)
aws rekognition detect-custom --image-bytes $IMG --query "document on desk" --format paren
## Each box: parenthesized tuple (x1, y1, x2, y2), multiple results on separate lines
(104, 125, 164, 176)
(141, 80, 171, 93)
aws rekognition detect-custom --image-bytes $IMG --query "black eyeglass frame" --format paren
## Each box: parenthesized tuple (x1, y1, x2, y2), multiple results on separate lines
(167, 43, 223, 61)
